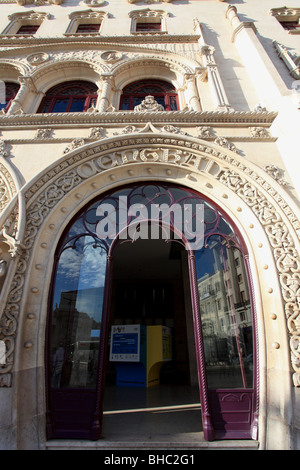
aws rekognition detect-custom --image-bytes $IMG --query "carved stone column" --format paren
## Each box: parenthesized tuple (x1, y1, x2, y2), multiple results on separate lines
(7, 77, 37, 115)
(194, 19, 232, 111)
(184, 74, 201, 111)
(202, 45, 232, 111)
(97, 75, 114, 112)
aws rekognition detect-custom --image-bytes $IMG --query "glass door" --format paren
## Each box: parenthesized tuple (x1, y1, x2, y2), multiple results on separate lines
(46, 183, 257, 441)
(195, 237, 256, 439)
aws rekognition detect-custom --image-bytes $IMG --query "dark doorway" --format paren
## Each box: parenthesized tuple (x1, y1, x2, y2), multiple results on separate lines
(101, 237, 203, 442)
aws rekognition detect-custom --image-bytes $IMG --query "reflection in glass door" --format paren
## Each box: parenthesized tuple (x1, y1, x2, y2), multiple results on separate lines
(46, 183, 258, 441)
(46, 230, 107, 438)
(195, 237, 255, 438)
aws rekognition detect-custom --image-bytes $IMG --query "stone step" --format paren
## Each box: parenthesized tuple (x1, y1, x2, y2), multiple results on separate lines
(46, 439, 259, 451)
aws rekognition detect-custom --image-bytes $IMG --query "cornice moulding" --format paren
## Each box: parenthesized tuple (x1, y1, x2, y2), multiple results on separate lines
(0, 110, 278, 127)
(0, 34, 200, 48)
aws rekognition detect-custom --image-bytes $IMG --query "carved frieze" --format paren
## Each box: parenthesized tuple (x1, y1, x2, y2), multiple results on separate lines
(0, 163, 17, 213)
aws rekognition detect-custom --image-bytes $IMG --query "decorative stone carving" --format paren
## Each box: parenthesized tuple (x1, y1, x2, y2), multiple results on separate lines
(214, 137, 239, 154)
(197, 126, 213, 138)
(7, 10, 51, 22)
(27, 52, 50, 66)
(35, 128, 52, 139)
(88, 127, 105, 139)
(0, 140, 10, 158)
(273, 41, 300, 80)
(264, 164, 287, 187)
(194, 18, 232, 111)
(0, 163, 17, 213)
(0, 226, 25, 258)
(249, 127, 269, 138)
(84, 0, 106, 6)
(255, 104, 267, 112)
(128, 0, 174, 3)
(162, 125, 188, 135)
(63, 138, 86, 154)
(100, 51, 123, 63)
(129, 8, 170, 34)
(113, 125, 137, 136)
(134, 95, 164, 112)
(218, 167, 300, 386)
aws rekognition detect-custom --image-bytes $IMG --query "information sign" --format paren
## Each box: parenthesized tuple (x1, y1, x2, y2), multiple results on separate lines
(110, 325, 140, 362)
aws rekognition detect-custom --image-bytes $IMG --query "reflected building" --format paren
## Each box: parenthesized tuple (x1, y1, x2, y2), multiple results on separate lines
(197, 241, 253, 388)
(50, 288, 103, 389)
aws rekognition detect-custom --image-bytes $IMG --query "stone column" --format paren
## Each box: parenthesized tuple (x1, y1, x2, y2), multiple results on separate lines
(184, 74, 202, 111)
(7, 77, 36, 115)
(194, 18, 232, 111)
(97, 75, 114, 112)
(201, 45, 232, 111)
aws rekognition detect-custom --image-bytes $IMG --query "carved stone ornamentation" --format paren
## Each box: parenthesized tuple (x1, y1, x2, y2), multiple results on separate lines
(264, 164, 287, 187)
(63, 138, 86, 154)
(88, 127, 105, 139)
(162, 125, 188, 135)
(27, 52, 50, 66)
(0, 140, 10, 158)
(134, 95, 164, 112)
(35, 128, 52, 139)
(219, 167, 300, 386)
(249, 127, 269, 138)
(0, 164, 17, 214)
(214, 137, 239, 154)
(197, 126, 213, 138)
(113, 126, 137, 136)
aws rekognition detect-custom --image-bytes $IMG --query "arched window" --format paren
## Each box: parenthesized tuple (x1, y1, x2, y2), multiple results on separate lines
(0, 82, 20, 113)
(37, 80, 98, 113)
(120, 79, 178, 111)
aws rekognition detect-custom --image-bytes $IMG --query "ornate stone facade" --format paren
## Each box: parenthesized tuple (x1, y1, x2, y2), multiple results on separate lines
(0, 0, 299, 451)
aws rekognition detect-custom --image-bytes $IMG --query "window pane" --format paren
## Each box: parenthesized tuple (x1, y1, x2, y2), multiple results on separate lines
(16, 25, 40, 34)
(50, 238, 107, 389)
(136, 23, 161, 31)
(169, 96, 178, 111)
(195, 239, 253, 389)
(76, 24, 100, 33)
(120, 80, 178, 111)
(69, 97, 86, 112)
(52, 99, 69, 113)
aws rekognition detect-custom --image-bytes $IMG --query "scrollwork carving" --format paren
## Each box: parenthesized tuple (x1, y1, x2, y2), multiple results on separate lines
(219, 167, 300, 386)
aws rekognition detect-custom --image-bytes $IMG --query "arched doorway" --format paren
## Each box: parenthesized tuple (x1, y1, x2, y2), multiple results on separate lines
(46, 183, 257, 442)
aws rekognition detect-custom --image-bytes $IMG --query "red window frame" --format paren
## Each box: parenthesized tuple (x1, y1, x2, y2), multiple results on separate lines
(279, 21, 300, 31)
(16, 25, 40, 35)
(37, 80, 98, 114)
(136, 22, 161, 32)
(0, 82, 20, 113)
(75, 23, 101, 33)
(120, 79, 179, 111)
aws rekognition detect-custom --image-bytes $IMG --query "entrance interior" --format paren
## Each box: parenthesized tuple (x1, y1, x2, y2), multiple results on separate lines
(101, 237, 203, 443)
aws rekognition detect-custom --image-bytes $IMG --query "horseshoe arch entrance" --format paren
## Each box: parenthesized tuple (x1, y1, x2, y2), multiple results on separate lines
(46, 183, 258, 442)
